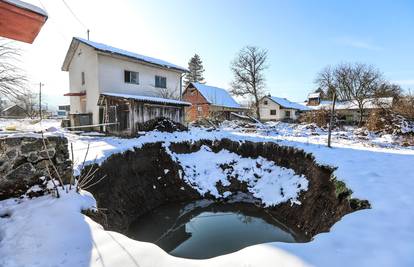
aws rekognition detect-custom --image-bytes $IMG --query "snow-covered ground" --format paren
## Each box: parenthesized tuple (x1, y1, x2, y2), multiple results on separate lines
(1, 119, 414, 267)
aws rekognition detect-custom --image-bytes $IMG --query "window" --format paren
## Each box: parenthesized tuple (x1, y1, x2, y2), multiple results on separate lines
(264, 100, 268, 105)
(124, 70, 139, 84)
(197, 106, 203, 116)
(155, 75, 167, 88)
(270, 110, 276, 115)
(285, 110, 291, 117)
(81, 72, 85, 85)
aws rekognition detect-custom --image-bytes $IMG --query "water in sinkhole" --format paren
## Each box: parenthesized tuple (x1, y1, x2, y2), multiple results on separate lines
(127, 201, 306, 259)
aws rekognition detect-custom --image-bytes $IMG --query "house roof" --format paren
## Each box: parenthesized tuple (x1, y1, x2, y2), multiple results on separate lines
(309, 97, 394, 110)
(267, 96, 311, 111)
(189, 82, 242, 109)
(62, 37, 188, 72)
(3, 0, 47, 17)
(100, 92, 191, 106)
(308, 92, 321, 99)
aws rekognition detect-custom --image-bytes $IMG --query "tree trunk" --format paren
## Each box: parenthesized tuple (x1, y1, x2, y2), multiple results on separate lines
(358, 105, 364, 127)
(328, 91, 337, 148)
(254, 94, 261, 120)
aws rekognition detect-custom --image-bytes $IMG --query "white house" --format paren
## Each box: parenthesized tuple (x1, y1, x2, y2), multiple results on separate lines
(61, 37, 190, 135)
(258, 95, 310, 121)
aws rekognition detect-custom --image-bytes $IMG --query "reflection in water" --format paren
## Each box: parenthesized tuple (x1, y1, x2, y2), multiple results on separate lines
(127, 201, 303, 259)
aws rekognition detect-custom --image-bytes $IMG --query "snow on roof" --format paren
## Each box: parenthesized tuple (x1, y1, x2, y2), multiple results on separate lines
(74, 37, 187, 72)
(308, 92, 321, 99)
(268, 96, 311, 111)
(101, 92, 191, 106)
(191, 82, 242, 109)
(3, 0, 48, 17)
(310, 97, 393, 110)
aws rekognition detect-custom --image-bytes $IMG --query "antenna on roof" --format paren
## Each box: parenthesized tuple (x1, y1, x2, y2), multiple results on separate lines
(87, 29, 90, 40)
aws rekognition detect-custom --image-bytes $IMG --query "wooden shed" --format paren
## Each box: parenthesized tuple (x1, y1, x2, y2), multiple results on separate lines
(97, 93, 191, 136)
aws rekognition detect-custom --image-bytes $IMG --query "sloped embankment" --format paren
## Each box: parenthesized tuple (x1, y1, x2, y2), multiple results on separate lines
(84, 139, 369, 239)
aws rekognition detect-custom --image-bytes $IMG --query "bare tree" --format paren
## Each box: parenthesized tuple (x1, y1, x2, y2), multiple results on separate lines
(158, 87, 179, 100)
(316, 63, 384, 127)
(0, 38, 26, 99)
(12, 88, 38, 118)
(315, 66, 337, 147)
(230, 46, 268, 120)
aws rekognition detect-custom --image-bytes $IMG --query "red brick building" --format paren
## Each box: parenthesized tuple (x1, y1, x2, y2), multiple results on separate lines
(182, 82, 246, 122)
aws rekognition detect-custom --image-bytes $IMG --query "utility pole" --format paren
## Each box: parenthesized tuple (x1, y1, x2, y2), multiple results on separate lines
(87, 29, 90, 40)
(39, 82, 44, 120)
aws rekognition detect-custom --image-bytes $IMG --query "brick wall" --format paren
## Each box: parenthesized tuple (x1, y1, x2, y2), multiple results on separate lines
(182, 87, 211, 121)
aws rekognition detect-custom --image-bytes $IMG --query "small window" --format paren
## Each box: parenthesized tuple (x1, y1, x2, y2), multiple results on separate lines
(264, 100, 268, 105)
(124, 70, 139, 84)
(81, 72, 85, 85)
(270, 110, 276, 115)
(197, 106, 203, 116)
(285, 110, 291, 117)
(155, 75, 167, 88)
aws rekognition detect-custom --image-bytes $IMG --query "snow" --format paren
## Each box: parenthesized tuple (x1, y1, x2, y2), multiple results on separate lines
(3, 0, 48, 17)
(268, 96, 311, 111)
(101, 92, 191, 106)
(1, 119, 414, 266)
(169, 145, 308, 206)
(309, 97, 394, 110)
(74, 37, 188, 72)
(190, 82, 242, 109)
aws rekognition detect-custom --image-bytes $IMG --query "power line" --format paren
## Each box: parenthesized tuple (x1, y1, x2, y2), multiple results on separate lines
(61, 0, 88, 30)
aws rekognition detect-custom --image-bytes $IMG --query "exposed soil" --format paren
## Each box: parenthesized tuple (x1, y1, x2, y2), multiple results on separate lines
(84, 139, 370, 240)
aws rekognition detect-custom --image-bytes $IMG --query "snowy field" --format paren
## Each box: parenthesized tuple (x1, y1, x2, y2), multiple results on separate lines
(1, 119, 414, 267)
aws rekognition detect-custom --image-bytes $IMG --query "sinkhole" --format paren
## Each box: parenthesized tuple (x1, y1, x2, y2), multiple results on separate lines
(83, 139, 370, 259)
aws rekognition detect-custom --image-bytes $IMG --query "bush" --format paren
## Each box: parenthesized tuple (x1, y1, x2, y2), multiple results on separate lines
(299, 110, 330, 128)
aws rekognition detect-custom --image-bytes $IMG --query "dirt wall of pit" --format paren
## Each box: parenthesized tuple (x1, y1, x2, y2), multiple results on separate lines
(85, 139, 369, 239)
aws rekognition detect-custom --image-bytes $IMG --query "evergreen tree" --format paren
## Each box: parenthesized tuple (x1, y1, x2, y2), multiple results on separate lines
(184, 54, 205, 87)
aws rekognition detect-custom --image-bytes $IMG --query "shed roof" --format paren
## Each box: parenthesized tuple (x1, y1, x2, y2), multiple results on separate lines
(267, 96, 311, 111)
(100, 92, 191, 106)
(309, 97, 394, 110)
(62, 37, 188, 72)
(190, 82, 242, 109)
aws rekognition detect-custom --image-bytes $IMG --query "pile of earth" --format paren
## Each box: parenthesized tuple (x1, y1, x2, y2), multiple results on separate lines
(139, 117, 188, 133)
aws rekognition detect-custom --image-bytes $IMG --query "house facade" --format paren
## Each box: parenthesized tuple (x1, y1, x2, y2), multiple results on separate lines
(182, 82, 245, 121)
(62, 37, 190, 135)
(259, 95, 310, 121)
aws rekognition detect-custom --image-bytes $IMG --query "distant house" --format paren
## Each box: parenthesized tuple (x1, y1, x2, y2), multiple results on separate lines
(306, 95, 394, 123)
(258, 95, 310, 121)
(0, 0, 47, 43)
(182, 82, 245, 121)
(0, 105, 26, 118)
(307, 92, 322, 106)
(61, 37, 190, 135)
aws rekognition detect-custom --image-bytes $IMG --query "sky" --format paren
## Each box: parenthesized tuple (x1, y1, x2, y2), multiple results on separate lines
(13, 0, 414, 108)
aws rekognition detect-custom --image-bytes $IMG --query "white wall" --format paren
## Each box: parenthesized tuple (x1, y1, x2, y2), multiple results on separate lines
(258, 97, 298, 121)
(68, 46, 183, 125)
(68, 43, 99, 123)
(98, 54, 182, 98)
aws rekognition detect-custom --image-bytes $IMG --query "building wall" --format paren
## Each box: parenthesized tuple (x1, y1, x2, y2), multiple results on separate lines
(258, 97, 299, 121)
(182, 87, 211, 121)
(98, 54, 182, 96)
(68, 42, 99, 124)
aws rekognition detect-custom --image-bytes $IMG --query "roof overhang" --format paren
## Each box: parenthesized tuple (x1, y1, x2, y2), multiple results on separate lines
(64, 92, 86, 96)
(0, 0, 48, 43)
(99, 93, 191, 107)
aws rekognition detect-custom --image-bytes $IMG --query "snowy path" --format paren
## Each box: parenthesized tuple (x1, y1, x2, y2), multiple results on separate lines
(1, 122, 414, 266)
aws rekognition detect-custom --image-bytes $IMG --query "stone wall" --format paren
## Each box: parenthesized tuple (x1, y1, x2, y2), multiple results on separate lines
(0, 135, 71, 200)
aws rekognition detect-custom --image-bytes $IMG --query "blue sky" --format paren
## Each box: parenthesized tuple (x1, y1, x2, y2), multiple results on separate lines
(21, 0, 414, 105)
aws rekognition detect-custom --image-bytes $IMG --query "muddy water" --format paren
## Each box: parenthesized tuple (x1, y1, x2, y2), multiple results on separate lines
(127, 201, 306, 259)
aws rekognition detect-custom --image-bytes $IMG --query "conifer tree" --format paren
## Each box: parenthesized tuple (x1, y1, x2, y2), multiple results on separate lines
(184, 54, 205, 87)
